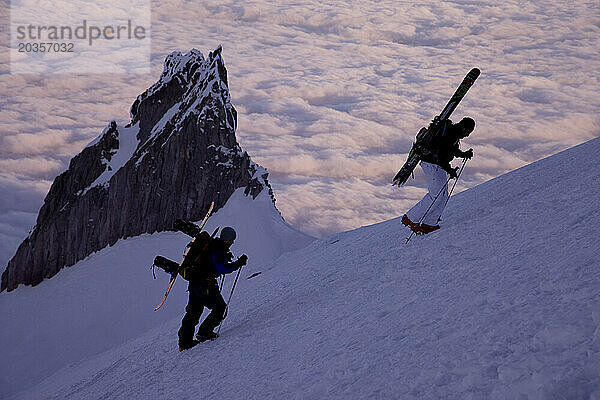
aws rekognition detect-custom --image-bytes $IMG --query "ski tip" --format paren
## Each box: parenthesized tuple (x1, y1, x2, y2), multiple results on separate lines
(469, 68, 481, 78)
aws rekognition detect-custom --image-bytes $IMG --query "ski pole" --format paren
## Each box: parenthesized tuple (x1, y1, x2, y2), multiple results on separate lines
(438, 158, 468, 222)
(219, 275, 225, 292)
(405, 175, 452, 244)
(217, 266, 243, 335)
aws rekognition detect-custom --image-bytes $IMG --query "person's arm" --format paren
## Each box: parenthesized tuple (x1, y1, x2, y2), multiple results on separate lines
(456, 147, 474, 159)
(213, 252, 247, 274)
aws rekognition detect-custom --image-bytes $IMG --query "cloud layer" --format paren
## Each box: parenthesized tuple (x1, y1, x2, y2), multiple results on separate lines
(1, 0, 599, 264)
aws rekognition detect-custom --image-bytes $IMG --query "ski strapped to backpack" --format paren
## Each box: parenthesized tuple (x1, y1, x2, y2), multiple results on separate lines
(151, 228, 216, 279)
(393, 68, 480, 187)
(153, 201, 214, 311)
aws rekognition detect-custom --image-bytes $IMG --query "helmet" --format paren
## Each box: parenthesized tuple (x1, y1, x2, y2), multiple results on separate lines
(220, 227, 237, 241)
(459, 117, 475, 133)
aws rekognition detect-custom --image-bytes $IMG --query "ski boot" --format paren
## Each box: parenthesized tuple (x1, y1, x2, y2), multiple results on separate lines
(196, 331, 219, 342)
(415, 223, 440, 234)
(401, 214, 420, 234)
(178, 340, 200, 352)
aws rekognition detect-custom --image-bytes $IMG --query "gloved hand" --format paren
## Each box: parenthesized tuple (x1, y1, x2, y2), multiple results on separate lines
(448, 167, 459, 179)
(237, 254, 248, 267)
(462, 148, 474, 159)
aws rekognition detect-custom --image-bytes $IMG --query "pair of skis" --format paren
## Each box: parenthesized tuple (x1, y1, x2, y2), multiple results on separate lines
(154, 201, 214, 311)
(392, 68, 480, 187)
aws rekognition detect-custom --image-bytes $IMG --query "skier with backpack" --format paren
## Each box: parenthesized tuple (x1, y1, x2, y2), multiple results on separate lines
(391, 68, 480, 239)
(401, 117, 475, 235)
(177, 226, 248, 351)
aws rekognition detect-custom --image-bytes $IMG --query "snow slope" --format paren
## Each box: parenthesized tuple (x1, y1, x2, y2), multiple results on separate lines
(4, 137, 600, 399)
(0, 188, 314, 398)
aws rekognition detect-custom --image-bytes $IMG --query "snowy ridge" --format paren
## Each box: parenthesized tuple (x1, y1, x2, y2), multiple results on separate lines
(3, 137, 600, 399)
(84, 122, 113, 149)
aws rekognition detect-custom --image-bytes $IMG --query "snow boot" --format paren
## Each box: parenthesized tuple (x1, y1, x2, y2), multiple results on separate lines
(178, 340, 200, 352)
(416, 223, 440, 234)
(401, 214, 420, 234)
(196, 331, 219, 342)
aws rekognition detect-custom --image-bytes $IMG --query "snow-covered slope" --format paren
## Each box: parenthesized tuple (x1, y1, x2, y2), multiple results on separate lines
(0, 188, 313, 398)
(4, 137, 600, 399)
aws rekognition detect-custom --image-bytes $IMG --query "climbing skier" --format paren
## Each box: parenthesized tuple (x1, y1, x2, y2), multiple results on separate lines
(178, 226, 247, 351)
(402, 117, 475, 234)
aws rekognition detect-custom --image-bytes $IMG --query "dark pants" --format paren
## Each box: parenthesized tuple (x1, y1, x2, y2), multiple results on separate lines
(178, 279, 226, 345)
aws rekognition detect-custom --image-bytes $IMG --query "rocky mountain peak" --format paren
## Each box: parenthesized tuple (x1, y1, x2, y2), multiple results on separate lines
(2, 46, 272, 292)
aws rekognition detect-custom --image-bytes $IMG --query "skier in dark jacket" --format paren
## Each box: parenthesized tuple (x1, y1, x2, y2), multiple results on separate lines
(178, 227, 247, 351)
(420, 117, 475, 177)
(402, 117, 475, 234)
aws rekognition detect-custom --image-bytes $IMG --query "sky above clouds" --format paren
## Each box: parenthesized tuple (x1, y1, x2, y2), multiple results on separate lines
(1, 0, 599, 267)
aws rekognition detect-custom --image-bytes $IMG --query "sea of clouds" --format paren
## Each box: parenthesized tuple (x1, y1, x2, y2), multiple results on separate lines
(1, 0, 599, 267)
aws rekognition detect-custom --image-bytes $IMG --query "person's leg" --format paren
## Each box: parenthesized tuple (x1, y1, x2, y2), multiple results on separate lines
(197, 280, 227, 335)
(420, 163, 449, 226)
(178, 282, 204, 345)
(406, 162, 448, 225)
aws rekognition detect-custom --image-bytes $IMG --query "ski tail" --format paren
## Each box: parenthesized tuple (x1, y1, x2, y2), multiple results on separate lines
(392, 146, 420, 186)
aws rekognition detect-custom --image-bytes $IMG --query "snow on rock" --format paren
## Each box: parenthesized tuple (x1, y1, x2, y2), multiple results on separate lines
(80, 122, 141, 194)
(3, 137, 600, 399)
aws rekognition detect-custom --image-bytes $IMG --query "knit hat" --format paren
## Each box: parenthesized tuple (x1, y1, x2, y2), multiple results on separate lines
(459, 117, 475, 132)
(220, 227, 237, 241)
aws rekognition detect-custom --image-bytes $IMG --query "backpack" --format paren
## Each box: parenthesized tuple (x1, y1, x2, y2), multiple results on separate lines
(414, 119, 450, 158)
(152, 231, 215, 280)
(179, 231, 214, 281)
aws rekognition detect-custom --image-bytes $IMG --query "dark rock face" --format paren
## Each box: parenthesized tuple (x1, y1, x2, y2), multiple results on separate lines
(2, 46, 270, 292)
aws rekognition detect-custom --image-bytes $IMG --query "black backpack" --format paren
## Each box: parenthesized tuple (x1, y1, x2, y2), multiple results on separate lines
(415, 119, 450, 157)
(152, 231, 215, 281)
(180, 231, 214, 281)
